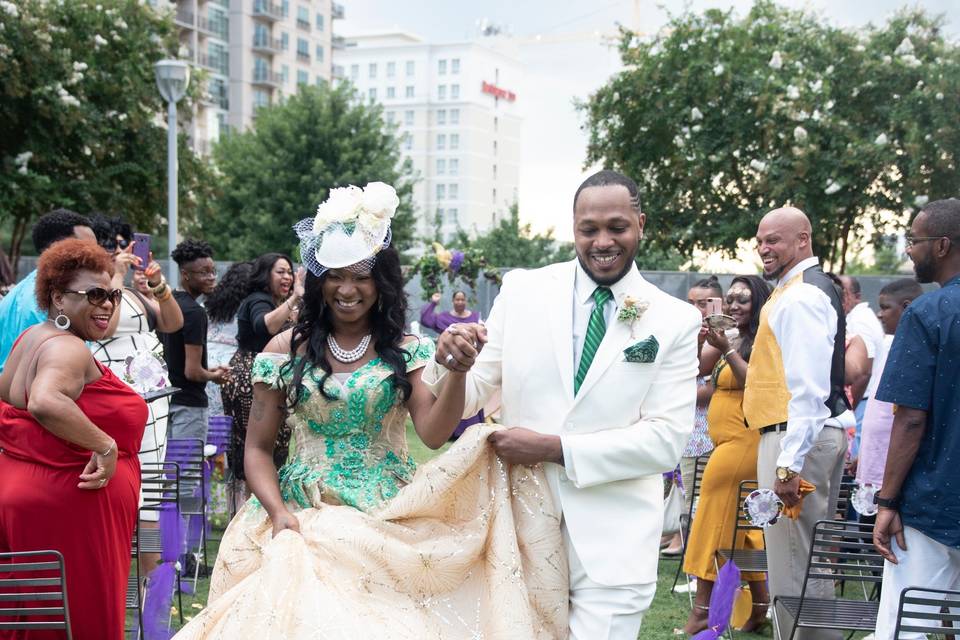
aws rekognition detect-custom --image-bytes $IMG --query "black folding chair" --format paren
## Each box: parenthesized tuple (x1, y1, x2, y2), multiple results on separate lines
(165, 438, 209, 583)
(893, 586, 960, 639)
(0, 549, 72, 639)
(715, 479, 768, 576)
(772, 520, 883, 640)
(671, 454, 711, 596)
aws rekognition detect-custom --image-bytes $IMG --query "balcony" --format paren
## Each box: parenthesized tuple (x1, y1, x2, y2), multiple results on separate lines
(197, 15, 229, 40)
(197, 53, 228, 75)
(296, 51, 310, 63)
(174, 9, 194, 27)
(331, 2, 345, 19)
(252, 37, 282, 54)
(296, 18, 310, 30)
(331, 34, 347, 50)
(252, 0, 282, 21)
(252, 69, 283, 88)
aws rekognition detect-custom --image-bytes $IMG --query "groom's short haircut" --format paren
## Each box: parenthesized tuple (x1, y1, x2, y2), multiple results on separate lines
(573, 170, 641, 215)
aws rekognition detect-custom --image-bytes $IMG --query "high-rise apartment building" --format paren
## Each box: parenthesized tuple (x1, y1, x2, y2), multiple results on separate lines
(335, 33, 522, 237)
(168, 0, 342, 152)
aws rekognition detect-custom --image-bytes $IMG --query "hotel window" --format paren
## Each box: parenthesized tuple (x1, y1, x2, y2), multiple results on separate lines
(450, 133, 459, 150)
(451, 58, 460, 74)
(296, 38, 309, 61)
(404, 110, 414, 125)
(254, 89, 270, 108)
(450, 108, 460, 124)
(449, 183, 459, 199)
(386, 111, 396, 124)
(296, 6, 310, 29)
(297, 69, 309, 85)
(368, 88, 377, 101)
(386, 86, 396, 99)
(315, 45, 324, 61)
(315, 12, 324, 31)
(436, 109, 446, 125)
(449, 159, 459, 175)
(492, 164, 497, 179)
(436, 134, 446, 150)
(448, 208, 459, 224)
(436, 207, 444, 223)
(386, 61, 396, 78)
(436, 184, 446, 200)
(350, 64, 359, 80)
(315, 75, 326, 86)
(368, 63, 377, 79)
(492, 187, 497, 203)
(436, 158, 446, 175)
(403, 132, 412, 151)
(281, 32, 289, 50)
(437, 85, 446, 100)
(405, 85, 414, 98)
(280, 64, 289, 83)
(438, 59, 447, 75)
(405, 60, 415, 76)
(450, 84, 460, 100)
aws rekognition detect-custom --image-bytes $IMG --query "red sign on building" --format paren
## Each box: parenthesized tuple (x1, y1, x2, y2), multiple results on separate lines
(482, 81, 516, 102)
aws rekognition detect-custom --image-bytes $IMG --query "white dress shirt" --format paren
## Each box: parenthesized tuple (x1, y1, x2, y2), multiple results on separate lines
(572, 261, 619, 375)
(846, 301, 886, 399)
(768, 256, 841, 471)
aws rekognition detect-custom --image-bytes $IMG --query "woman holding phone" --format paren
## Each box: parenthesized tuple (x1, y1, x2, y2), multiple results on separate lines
(90, 216, 183, 572)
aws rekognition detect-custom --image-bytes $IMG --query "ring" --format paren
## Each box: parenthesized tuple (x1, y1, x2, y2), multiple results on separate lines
(99, 479, 106, 487)
(445, 353, 455, 365)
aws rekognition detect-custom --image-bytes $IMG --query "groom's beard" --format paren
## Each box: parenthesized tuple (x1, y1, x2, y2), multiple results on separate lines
(577, 251, 637, 286)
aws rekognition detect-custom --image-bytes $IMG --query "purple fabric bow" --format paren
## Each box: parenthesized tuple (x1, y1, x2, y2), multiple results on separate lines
(691, 560, 741, 640)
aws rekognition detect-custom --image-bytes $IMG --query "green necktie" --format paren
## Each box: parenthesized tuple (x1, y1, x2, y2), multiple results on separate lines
(575, 286, 613, 395)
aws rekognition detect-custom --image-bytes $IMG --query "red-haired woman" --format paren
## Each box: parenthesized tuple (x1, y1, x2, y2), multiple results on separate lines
(0, 238, 147, 639)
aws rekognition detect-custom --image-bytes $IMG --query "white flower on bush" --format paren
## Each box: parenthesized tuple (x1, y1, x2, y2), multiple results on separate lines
(73, 61, 88, 72)
(14, 151, 32, 174)
(874, 133, 889, 146)
(809, 79, 823, 93)
(314, 185, 363, 230)
(825, 100, 835, 110)
(0, 0, 18, 17)
(825, 65, 834, 74)
(793, 126, 808, 142)
(749, 159, 768, 172)
(936, 92, 944, 100)
(690, 107, 703, 121)
(894, 37, 914, 55)
(115, 18, 128, 29)
(673, 135, 685, 148)
(882, 55, 892, 65)
(713, 63, 724, 76)
(83, 146, 92, 156)
(768, 51, 783, 70)
(914, 195, 929, 208)
(900, 54, 921, 68)
(824, 180, 841, 195)
(786, 85, 800, 100)
(94, 34, 108, 47)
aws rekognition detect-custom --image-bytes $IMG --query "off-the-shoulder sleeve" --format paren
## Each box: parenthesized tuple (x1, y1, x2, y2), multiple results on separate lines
(403, 337, 436, 372)
(251, 352, 289, 390)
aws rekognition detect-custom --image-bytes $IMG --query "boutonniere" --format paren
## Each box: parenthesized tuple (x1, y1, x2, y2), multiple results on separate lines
(617, 294, 650, 338)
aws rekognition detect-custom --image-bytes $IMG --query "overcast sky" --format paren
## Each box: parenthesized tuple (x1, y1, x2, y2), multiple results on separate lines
(339, 1, 959, 242)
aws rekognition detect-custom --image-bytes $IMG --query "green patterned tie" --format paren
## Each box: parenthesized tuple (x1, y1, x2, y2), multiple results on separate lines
(575, 286, 613, 395)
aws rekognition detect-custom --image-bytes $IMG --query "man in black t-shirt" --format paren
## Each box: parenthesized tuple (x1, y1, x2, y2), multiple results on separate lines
(159, 239, 229, 442)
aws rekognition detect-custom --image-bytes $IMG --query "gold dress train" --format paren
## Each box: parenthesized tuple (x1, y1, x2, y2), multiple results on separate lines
(173, 339, 568, 639)
(682, 358, 765, 581)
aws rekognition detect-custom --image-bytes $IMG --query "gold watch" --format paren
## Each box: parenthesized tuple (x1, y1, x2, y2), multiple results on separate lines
(776, 466, 798, 481)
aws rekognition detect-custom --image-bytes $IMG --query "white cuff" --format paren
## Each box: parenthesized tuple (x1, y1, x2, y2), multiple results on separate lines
(560, 435, 579, 485)
(421, 359, 450, 397)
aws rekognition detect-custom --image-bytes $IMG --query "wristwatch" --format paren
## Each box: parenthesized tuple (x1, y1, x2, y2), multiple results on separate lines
(873, 494, 900, 509)
(776, 466, 799, 481)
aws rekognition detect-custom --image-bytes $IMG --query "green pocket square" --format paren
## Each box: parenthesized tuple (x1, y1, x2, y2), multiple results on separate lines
(624, 336, 659, 363)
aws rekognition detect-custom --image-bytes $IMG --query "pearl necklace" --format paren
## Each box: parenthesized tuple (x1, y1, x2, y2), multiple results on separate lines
(327, 333, 372, 363)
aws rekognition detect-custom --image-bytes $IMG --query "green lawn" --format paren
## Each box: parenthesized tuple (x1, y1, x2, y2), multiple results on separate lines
(142, 427, 874, 638)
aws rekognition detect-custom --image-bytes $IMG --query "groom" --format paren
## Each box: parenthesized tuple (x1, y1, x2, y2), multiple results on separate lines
(424, 170, 701, 639)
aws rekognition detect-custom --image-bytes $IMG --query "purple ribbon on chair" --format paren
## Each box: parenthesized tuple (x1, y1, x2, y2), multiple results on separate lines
(691, 560, 741, 640)
(142, 503, 186, 639)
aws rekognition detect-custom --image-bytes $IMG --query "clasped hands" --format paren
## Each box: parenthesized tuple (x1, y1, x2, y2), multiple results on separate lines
(435, 322, 487, 372)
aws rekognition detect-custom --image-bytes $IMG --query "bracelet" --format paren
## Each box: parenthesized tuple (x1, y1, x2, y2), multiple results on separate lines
(98, 441, 115, 457)
(154, 285, 173, 302)
(149, 275, 166, 292)
(286, 297, 300, 311)
(873, 494, 900, 509)
(724, 348, 736, 358)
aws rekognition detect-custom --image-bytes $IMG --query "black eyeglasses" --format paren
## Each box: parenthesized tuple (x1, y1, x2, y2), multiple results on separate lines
(184, 268, 217, 279)
(101, 238, 130, 251)
(725, 293, 751, 305)
(63, 287, 123, 307)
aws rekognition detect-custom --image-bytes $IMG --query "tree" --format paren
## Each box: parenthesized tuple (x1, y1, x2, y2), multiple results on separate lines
(450, 203, 575, 269)
(580, 2, 960, 271)
(0, 0, 216, 267)
(202, 84, 416, 260)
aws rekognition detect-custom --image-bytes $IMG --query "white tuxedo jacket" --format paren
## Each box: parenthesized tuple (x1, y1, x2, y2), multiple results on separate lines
(423, 261, 701, 586)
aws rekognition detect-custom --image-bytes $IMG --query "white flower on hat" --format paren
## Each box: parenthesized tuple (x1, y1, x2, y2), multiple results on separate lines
(360, 181, 399, 221)
(314, 185, 363, 230)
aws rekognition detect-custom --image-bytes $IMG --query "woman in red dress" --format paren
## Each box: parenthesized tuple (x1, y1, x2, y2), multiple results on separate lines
(0, 238, 147, 639)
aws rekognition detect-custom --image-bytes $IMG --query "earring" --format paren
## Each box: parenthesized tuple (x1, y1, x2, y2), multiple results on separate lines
(377, 297, 384, 313)
(53, 309, 71, 330)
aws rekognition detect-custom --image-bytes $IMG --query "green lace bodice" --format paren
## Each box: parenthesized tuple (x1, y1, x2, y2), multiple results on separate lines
(251, 338, 435, 513)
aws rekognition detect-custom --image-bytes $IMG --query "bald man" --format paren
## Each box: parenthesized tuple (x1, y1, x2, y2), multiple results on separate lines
(742, 207, 847, 640)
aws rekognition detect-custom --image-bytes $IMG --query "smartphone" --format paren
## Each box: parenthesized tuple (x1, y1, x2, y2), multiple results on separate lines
(705, 297, 723, 316)
(132, 233, 151, 271)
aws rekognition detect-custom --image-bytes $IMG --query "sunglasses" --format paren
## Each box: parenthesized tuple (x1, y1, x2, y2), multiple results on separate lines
(63, 287, 123, 306)
(102, 238, 130, 251)
(725, 293, 751, 305)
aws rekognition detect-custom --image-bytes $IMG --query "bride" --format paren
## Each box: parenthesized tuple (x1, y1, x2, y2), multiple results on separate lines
(174, 183, 567, 639)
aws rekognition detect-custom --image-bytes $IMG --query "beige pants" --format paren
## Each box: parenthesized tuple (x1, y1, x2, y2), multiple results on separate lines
(758, 426, 846, 640)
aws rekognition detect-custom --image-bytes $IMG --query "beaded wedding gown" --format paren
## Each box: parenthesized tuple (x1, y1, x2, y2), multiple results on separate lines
(173, 338, 567, 639)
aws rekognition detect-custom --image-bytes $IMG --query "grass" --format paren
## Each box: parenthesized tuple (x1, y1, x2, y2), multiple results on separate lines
(137, 425, 872, 638)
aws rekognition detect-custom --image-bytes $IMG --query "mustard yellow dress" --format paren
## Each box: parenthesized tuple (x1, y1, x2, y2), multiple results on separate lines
(682, 357, 765, 581)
